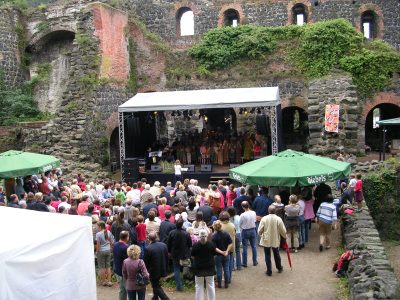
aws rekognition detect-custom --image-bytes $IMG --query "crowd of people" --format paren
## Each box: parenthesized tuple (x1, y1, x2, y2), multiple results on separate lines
(0, 169, 364, 300)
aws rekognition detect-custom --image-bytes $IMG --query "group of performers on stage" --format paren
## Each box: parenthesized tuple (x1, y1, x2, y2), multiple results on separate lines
(146, 129, 269, 168)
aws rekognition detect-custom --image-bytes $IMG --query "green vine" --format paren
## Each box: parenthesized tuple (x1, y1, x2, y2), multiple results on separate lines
(127, 37, 138, 93)
(363, 158, 400, 240)
(189, 19, 399, 99)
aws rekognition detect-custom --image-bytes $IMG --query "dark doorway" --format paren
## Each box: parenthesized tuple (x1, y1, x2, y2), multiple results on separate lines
(125, 112, 157, 158)
(109, 128, 120, 167)
(365, 103, 400, 151)
(282, 106, 309, 151)
(203, 108, 236, 134)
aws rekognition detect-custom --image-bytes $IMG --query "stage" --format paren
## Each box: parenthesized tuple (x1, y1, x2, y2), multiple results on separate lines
(138, 165, 234, 186)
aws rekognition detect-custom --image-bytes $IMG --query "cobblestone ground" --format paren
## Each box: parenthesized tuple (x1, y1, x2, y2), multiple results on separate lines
(97, 222, 340, 300)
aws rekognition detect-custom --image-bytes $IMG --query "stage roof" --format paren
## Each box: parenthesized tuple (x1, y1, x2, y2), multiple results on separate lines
(118, 87, 280, 112)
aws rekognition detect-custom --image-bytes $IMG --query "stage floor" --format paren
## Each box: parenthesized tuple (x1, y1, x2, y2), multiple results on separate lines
(140, 164, 234, 186)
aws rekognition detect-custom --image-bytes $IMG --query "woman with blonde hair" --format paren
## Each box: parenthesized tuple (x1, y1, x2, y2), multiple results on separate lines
(284, 195, 300, 253)
(174, 160, 182, 184)
(123, 245, 150, 300)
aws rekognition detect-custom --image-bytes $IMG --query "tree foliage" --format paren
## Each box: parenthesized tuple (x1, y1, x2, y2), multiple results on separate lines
(0, 68, 43, 125)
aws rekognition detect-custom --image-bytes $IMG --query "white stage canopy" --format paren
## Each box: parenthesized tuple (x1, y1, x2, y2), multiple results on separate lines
(118, 87, 280, 112)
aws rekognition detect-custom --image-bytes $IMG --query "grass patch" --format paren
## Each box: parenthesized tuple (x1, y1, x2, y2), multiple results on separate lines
(161, 276, 195, 292)
(337, 276, 350, 300)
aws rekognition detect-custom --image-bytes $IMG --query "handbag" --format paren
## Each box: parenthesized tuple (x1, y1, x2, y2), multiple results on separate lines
(135, 260, 150, 286)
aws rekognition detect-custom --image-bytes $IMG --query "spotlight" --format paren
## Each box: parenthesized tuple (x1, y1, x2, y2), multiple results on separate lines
(244, 108, 248, 115)
(204, 115, 208, 122)
(153, 111, 158, 115)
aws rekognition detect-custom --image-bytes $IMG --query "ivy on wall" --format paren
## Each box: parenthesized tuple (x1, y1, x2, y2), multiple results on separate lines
(363, 159, 400, 240)
(190, 19, 400, 99)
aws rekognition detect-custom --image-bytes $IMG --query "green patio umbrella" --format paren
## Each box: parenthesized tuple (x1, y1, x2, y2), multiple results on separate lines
(229, 149, 351, 187)
(0, 150, 60, 179)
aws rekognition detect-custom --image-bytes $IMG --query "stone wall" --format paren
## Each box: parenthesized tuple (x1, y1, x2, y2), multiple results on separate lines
(0, 7, 25, 88)
(342, 211, 400, 299)
(123, 0, 400, 50)
(307, 75, 360, 155)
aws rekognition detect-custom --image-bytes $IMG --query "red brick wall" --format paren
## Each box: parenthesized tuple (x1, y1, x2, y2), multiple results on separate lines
(362, 92, 400, 123)
(92, 3, 129, 82)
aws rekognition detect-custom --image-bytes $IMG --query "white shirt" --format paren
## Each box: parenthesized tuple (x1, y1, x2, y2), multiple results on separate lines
(240, 210, 257, 230)
(126, 189, 141, 204)
(58, 202, 71, 211)
(349, 178, 357, 188)
(298, 199, 305, 216)
(174, 165, 182, 175)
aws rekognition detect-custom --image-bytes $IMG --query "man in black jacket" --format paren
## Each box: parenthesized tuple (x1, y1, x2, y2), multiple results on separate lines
(167, 218, 192, 291)
(144, 232, 170, 300)
(159, 210, 176, 244)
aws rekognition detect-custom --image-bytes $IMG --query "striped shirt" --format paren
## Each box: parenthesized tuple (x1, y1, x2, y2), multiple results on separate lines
(316, 202, 337, 224)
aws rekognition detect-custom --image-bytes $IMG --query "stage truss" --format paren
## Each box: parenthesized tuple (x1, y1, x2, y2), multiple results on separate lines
(119, 106, 279, 181)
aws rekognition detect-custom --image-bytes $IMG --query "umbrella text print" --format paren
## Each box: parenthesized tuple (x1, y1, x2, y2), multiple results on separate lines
(307, 173, 334, 185)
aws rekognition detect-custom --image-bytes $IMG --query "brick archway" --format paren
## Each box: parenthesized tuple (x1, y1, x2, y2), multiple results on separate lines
(355, 4, 384, 39)
(217, 4, 245, 27)
(361, 92, 400, 125)
(287, 0, 312, 25)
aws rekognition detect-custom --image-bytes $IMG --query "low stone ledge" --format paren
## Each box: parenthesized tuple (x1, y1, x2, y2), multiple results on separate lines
(342, 210, 400, 299)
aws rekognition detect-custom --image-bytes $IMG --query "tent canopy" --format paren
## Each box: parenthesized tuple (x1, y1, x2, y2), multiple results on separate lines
(119, 87, 280, 112)
(376, 117, 400, 126)
(0, 207, 96, 300)
(0, 150, 60, 179)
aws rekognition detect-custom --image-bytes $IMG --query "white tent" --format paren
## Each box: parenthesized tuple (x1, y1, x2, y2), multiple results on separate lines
(118, 86, 280, 112)
(0, 207, 96, 300)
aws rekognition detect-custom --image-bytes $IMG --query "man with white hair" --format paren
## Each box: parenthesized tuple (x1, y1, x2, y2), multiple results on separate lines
(140, 184, 154, 209)
(150, 181, 162, 198)
(189, 179, 202, 196)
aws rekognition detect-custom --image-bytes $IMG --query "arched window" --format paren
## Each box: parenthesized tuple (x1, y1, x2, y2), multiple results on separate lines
(292, 4, 307, 26)
(361, 11, 376, 39)
(224, 9, 240, 27)
(177, 7, 194, 36)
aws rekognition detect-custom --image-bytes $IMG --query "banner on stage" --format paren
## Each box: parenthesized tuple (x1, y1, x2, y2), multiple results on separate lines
(324, 104, 340, 133)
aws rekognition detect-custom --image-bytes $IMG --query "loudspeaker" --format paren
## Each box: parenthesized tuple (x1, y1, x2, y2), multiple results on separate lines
(123, 158, 139, 182)
(124, 158, 139, 170)
(184, 164, 195, 172)
(200, 164, 212, 172)
(230, 164, 241, 169)
(256, 114, 270, 135)
(151, 164, 162, 172)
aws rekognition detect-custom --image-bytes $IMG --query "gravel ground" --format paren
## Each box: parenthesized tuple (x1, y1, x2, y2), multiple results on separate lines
(97, 222, 340, 300)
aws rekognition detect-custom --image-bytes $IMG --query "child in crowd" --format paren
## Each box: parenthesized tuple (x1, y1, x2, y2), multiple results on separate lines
(187, 227, 199, 245)
(135, 215, 146, 259)
(354, 173, 364, 211)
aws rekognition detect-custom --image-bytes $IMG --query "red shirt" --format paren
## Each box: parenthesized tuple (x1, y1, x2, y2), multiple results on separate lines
(136, 223, 146, 241)
(50, 200, 60, 211)
(77, 201, 89, 215)
(158, 205, 171, 220)
(77, 182, 86, 192)
(355, 180, 363, 192)
(226, 190, 237, 207)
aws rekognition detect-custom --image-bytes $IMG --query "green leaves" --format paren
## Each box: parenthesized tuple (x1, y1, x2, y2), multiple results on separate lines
(340, 44, 400, 98)
(189, 25, 279, 70)
(294, 19, 363, 78)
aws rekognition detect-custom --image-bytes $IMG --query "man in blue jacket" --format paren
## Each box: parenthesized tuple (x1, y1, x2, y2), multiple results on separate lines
(113, 231, 129, 300)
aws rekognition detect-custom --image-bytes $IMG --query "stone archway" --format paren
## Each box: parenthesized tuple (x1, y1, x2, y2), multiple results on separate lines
(282, 106, 309, 151)
(109, 127, 120, 168)
(365, 103, 400, 151)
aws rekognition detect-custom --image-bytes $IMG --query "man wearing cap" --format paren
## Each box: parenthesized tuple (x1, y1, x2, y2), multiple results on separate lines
(144, 232, 170, 300)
